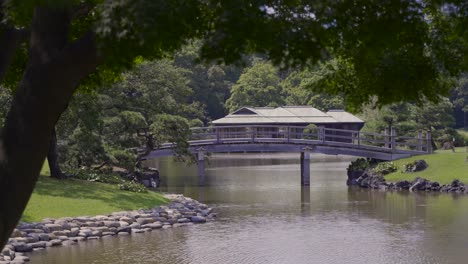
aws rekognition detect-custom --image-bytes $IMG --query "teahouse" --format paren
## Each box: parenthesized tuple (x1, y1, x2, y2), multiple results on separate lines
(211, 106, 365, 141)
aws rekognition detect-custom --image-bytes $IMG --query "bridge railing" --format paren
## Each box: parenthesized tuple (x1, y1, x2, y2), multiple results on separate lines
(185, 125, 432, 153)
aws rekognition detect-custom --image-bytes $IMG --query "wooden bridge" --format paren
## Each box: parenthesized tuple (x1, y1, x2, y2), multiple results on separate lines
(141, 125, 432, 186)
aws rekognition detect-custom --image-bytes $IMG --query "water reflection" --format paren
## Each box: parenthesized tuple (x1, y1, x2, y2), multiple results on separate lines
(29, 153, 468, 264)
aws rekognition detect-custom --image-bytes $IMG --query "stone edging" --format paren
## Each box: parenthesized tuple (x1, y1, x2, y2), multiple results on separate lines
(0, 194, 216, 264)
(348, 170, 468, 193)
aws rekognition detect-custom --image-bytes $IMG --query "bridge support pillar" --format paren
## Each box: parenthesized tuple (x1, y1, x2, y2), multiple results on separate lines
(300, 151, 310, 186)
(197, 150, 205, 185)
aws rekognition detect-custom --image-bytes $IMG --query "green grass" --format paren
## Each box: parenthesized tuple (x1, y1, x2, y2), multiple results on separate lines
(22, 163, 169, 222)
(385, 147, 468, 184)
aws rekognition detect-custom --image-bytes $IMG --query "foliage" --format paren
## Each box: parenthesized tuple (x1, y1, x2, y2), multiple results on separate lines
(451, 74, 468, 128)
(347, 158, 371, 172)
(226, 61, 284, 112)
(371, 162, 397, 176)
(282, 64, 345, 111)
(118, 181, 148, 193)
(150, 114, 193, 161)
(69, 169, 123, 185)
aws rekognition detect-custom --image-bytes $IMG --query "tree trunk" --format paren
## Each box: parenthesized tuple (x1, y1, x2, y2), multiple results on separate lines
(48, 128, 65, 179)
(0, 7, 101, 248)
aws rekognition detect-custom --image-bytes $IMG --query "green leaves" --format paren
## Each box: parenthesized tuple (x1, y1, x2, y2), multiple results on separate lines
(226, 61, 284, 111)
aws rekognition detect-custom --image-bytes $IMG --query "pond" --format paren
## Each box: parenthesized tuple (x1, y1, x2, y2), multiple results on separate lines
(29, 153, 468, 264)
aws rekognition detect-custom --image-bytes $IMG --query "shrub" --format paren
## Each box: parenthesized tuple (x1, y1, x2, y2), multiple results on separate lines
(347, 158, 370, 172)
(118, 181, 148, 193)
(371, 162, 397, 175)
(69, 169, 123, 184)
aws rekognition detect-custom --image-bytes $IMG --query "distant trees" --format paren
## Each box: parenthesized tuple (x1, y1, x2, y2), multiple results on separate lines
(226, 61, 284, 112)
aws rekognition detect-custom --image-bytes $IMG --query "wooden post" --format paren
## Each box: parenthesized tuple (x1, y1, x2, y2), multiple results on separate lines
(251, 126, 255, 143)
(384, 127, 390, 148)
(320, 127, 325, 143)
(197, 150, 205, 185)
(216, 128, 220, 144)
(301, 149, 311, 186)
(287, 126, 290, 143)
(426, 129, 432, 153)
(391, 127, 396, 151)
(417, 130, 423, 151)
(357, 131, 361, 147)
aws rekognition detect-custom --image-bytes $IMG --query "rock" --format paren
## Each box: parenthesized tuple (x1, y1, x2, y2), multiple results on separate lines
(190, 216, 206, 223)
(177, 218, 190, 224)
(11, 229, 25, 238)
(129, 223, 141, 229)
(87, 236, 100, 240)
(69, 237, 86, 242)
(44, 224, 62, 232)
(103, 221, 120, 228)
(404, 160, 428, 173)
(132, 229, 145, 234)
(395, 180, 411, 190)
(14, 255, 30, 262)
(117, 232, 130, 236)
(136, 218, 154, 225)
(346, 170, 365, 186)
(117, 226, 132, 233)
(38, 233, 50, 241)
(30, 242, 47, 249)
(119, 217, 134, 224)
(142, 223, 162, 229)
(12, 243, 33, 253)
(62, 240, 77, 246)
(49, 239, 62, 247)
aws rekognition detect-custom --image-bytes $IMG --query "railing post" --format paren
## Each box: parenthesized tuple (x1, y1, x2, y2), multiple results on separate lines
(287, 126, 290, 143)
(384, 128, 390, 148)
(251, 126, 255, 143)
(391, 127, 396, 151)
(320, 127, 325, 143)
(426, 129, 432, 153)
(357, 131, 361, 147)
(216, 127, 220, 144)
(417, 130, 423, 151)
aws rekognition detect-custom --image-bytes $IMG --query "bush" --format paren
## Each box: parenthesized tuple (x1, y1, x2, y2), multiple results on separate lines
(118, 181, 148, 193)
(69, 169, 123, 184)
(347, 158, 370, 172)
(371, 162, 397, 175)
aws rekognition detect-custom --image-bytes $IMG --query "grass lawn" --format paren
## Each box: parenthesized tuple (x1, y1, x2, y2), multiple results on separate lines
(385, 147, 468, 184)
(22, 163, 169, 222)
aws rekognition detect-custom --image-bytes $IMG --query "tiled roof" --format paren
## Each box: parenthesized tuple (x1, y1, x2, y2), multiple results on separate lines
(212, 106, 364, 125)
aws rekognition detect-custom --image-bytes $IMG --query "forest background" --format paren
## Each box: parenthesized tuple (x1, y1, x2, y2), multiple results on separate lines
(1, 41, 467, 177)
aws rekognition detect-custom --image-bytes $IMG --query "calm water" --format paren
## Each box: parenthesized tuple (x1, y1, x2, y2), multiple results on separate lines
(30, 153, 468, 264)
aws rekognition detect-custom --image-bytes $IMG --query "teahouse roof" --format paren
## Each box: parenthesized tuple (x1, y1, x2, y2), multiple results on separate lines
(212, 106, 364, 125)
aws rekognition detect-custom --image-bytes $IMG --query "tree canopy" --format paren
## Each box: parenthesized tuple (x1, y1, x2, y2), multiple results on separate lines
(1, 0, 468, 248)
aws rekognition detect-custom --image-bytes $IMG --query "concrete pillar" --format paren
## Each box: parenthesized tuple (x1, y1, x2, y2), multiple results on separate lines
(300, 151, 310, 186)
(197, 151, 205, 185)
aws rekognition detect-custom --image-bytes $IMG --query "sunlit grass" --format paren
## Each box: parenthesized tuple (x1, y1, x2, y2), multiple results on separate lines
(22, 163, 169, 222)
(385, 147, 468, 184)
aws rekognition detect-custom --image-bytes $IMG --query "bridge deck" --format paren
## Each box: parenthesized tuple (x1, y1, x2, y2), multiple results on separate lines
(142, 125, 431, 161)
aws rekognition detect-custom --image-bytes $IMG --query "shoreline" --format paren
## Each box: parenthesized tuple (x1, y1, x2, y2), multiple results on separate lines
(347, 170, 468, 194)
(0, 194, 215, 264)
